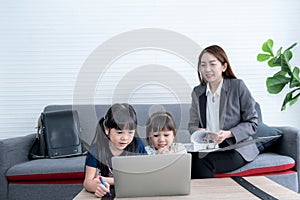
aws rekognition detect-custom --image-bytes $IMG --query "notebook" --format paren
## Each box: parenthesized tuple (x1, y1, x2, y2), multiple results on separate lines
(112, 153, 191, 198)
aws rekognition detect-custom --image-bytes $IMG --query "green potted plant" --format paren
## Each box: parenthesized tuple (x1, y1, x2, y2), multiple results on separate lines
(257, 39, 300, 110)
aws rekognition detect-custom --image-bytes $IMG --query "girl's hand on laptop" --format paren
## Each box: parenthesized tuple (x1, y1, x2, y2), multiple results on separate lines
(156, 147, 170, 154)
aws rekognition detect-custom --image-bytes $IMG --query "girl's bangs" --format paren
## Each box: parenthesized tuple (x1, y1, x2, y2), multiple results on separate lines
(115, 121, 136, 130)
(112, 114, 137, 130)
(151, 117, 173, 132)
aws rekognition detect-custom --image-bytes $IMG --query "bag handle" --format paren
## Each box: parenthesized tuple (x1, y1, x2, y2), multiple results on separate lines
(28, 115, 49, 159)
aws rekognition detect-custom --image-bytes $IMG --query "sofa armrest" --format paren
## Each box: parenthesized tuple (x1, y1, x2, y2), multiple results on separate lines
(0, 134, 35, 167)
(273, 126, 300, 192)
(273, 126, 300, 163)
(0, 133, 35, 200)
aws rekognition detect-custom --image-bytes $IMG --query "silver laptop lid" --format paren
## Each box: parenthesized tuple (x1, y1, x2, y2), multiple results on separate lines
(112, 153, 191, 198)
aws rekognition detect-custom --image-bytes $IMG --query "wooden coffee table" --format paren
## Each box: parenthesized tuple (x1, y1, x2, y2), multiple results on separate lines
(73, 176, 300, 199)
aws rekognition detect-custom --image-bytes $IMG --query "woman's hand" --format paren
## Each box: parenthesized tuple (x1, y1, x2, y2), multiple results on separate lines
(216, 130, 233, 144)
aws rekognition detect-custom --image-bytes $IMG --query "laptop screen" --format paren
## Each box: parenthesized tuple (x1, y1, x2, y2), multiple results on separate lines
(112, 153, 191, 198)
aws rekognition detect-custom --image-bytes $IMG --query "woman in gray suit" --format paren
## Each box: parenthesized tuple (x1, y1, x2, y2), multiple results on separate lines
(188, 45, 259, 178)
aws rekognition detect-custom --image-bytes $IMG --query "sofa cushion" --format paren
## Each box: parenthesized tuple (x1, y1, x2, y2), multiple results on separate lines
(215, 153, 295, 177)
(254, 123, 283, 153)
(6, 156, 86, 184)
(254, 103, 283, 153)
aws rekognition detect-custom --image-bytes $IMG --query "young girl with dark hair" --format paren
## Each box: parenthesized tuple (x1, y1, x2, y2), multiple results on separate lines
(83, 103, 146, 198)
(145, 111, 186, 154)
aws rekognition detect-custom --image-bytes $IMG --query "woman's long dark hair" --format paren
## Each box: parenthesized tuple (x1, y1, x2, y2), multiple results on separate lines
(93, 103, 142, 176)
(197, 45, 237, 85)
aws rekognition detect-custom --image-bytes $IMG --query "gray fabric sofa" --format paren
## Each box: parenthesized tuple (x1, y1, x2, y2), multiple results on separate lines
(1, 103, 299, 200)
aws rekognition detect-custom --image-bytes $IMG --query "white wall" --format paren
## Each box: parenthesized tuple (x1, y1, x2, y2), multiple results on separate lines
(1, 0, 299, 139)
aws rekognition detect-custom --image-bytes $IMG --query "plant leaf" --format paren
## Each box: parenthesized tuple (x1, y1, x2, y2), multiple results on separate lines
(262, 39, 274, 56)
(267, 58, 281, 67)
(290, 67, 300, 88)
(281, 92, 292, 110)
(274, 70, 287, 76)
(272, 56, 283, 66)
(293, 66, 300, 82)
(266, 75, 290, 94)
(285, 42, 297, 51)
(276, 47, 282, 57)
(270, 56, 289, 72)
(283, 50, 293, 61)
(281, 89, 300, 110)
(278, 54, 291, 73)
(290, 91, 300, 106)
(257, 53, 271, 62)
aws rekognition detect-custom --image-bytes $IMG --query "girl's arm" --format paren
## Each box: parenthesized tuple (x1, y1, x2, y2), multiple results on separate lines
(83, 166, 99, 193)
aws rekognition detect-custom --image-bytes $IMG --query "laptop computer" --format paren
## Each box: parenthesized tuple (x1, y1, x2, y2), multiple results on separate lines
(112, 153, 191, 198)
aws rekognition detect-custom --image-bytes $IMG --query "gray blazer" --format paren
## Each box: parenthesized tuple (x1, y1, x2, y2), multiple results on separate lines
(188, 78, 259, 161)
